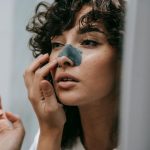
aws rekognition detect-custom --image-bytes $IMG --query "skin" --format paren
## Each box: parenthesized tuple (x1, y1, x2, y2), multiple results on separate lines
(24, 54, 66, 150)
(0, 97, 25, 150)
(50, 5, 119, 149)
(58, 44, 82, 66)
(24, 5, 120, 150)
(50, 5, 117, 106)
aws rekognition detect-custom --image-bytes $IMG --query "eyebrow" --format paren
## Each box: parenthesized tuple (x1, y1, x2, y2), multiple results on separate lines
(78, 26, 105, 35)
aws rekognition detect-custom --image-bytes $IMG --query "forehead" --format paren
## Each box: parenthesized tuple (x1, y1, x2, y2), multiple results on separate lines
(51, 5, 106, 40)
(74, 5, 92, 25)
(69, 5, 106, 33)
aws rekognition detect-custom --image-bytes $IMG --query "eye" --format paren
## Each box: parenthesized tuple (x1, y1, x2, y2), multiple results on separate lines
(80, 39, 100, 48)
(51, 42, 64, 50)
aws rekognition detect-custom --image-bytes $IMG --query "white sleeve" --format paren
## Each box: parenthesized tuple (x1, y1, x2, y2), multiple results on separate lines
(72, 138, 85, 150)
(29, 132, 117, 150)
(29, 130, 40, 150)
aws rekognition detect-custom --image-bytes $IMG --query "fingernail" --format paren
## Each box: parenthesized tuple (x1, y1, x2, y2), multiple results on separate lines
(0, 109, 3, 116)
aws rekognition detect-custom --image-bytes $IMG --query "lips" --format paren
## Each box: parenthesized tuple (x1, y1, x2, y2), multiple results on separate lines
(54, 73, 79, 89)
(55, 72, 79, 83)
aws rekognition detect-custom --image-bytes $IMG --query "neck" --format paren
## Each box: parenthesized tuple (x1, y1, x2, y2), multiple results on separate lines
(78, 93, 118, 150)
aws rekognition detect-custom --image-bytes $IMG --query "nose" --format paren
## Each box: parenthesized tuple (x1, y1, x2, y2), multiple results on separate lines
(57, 56, 74, 68)
(57, 44, 82, 68)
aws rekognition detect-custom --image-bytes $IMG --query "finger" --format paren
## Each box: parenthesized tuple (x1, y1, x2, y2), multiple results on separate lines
(24, 54, 49, 78)
(0, 111, 10, 130)
(28, 54, 49, 72)
(34, 59, 58, 80)
(0, 109, 4, 117)
(0, 112, 7, 119)
(40, 80, 58, 111)
(24, 54, 50, 88)
(0, 96, 2, 109)
(0, 97, 6, 119)
(40, 80, 54, 98)
(5, 112, 24, 129)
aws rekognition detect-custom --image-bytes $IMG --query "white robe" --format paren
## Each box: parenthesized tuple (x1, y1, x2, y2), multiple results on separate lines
(29, 130, 117, 150)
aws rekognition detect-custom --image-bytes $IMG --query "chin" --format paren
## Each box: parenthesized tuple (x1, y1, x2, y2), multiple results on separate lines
(56, 91, 83, 106)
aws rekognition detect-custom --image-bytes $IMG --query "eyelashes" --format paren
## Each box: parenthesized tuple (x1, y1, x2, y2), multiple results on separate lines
(51, 39, 101, 51)
(51, 42, 64, 50)
(80, 39, 101, 48)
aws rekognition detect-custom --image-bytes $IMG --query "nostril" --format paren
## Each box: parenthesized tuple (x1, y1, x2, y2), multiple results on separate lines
(64, 62, 71, 66)
(57, 56, 74, 68)
(57, 64, 61, 68)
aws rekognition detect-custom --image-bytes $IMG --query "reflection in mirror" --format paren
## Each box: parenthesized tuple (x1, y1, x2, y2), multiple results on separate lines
(0, 0, 126, 150)
(25, 0, 126, 150)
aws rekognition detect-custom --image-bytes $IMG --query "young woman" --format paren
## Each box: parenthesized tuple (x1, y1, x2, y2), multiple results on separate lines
(24, 0, 125, 150)
(23, 0, 125, 149)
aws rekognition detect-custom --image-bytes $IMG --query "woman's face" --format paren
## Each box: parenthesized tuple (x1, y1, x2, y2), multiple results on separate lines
(50, 6, 118, 106)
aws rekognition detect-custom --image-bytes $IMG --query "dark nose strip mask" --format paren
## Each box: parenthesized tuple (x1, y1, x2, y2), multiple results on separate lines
(58, 44, 82, 66)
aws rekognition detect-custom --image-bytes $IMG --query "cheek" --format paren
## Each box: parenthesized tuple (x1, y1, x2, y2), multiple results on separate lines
(81, 52, 117, 97)
(82, 50, 116, 75)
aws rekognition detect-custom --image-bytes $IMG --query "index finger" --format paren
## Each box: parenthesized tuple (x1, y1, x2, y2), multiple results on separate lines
(0, 96, 2, 109)
(35, 59, 58, 79)
(28, 54, 49, 73)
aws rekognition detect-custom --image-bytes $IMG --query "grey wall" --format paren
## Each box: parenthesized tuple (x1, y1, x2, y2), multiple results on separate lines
(0, 0, 52, 149)
(1, 0, 150, 150)
(119, 0, 150, 150)
(0, 0, 15, 109)
(9, 1, 38, 149)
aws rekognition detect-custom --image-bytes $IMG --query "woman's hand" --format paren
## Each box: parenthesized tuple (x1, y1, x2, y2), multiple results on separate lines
(0, 98, 25, 150)
(23, 54, 66, 149)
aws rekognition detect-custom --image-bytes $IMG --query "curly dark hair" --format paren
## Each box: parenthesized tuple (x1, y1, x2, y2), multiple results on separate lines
(26, 0, 125, 149)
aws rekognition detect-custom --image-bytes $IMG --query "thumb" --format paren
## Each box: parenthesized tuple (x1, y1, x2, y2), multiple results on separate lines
(40, 80, 55, 99)
(5, 112, 24, 129)
(40, 80, 59, 112)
